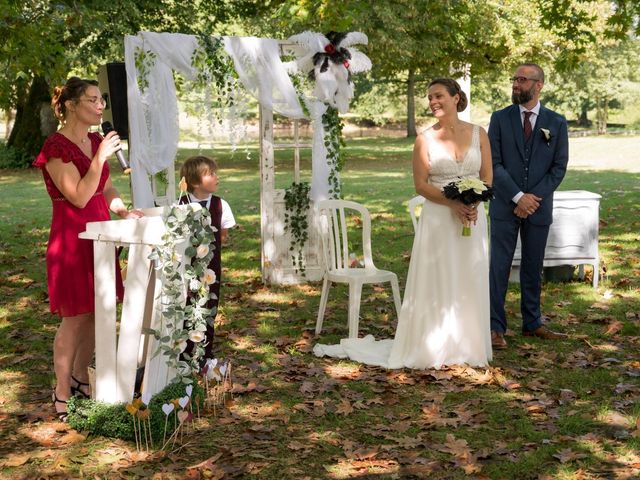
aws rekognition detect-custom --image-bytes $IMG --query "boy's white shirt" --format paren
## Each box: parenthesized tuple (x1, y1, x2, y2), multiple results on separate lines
(188, 193, 236, 229)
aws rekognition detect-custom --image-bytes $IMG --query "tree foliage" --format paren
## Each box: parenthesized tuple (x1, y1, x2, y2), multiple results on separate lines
(3, 0, 640, 163)
(0, 0, 269, 162)
(472, 0, 640, 132)
(547, 38, 640, 133)
(245, 0, 516, 136)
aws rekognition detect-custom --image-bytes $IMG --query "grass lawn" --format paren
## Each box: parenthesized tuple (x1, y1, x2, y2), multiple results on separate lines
(0, 135, 638, 479)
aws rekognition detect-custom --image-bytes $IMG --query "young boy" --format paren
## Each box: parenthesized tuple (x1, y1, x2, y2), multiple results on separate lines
(179, 155, 236, 360)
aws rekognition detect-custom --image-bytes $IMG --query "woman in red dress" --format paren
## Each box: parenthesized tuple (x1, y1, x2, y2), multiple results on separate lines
(33, 77, 143, 421)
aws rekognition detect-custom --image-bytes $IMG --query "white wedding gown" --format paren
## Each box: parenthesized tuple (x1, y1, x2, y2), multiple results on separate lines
(314, 126, 492, 369)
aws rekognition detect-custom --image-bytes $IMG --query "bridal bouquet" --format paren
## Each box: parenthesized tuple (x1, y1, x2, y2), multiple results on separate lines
(442, 177, 493, 236)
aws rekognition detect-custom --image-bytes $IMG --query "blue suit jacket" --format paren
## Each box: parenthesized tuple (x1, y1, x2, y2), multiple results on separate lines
(488, 104, 569, 226)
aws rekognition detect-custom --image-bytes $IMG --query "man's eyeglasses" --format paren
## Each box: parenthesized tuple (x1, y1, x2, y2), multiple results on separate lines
(79, 97, 107, 107)
(510, 76, 539, 84)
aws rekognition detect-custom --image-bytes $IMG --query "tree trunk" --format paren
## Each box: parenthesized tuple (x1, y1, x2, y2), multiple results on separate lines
(3, 108, 13, 139)
(577, 104, 590, 127)
(406, 69, 417, 137)
(7, 76, 55, 165)
(595, 96, 607, 135)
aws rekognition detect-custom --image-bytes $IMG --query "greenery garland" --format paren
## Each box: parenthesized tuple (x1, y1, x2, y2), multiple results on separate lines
(322, 106, 346, 199)
(147, 202, 216, 384)
(284, 181, 311, 275)
(290, 73, 311, 118)
(283, 76, 346, 274)
(190, 33, 239, 123)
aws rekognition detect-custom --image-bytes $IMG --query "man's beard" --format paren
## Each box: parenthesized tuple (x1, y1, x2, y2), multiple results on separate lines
(512, 87, 534, 105)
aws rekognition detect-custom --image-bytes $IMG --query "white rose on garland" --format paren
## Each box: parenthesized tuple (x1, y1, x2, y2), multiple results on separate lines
(189, 331, 206, 343)
(196, 244, 210, 258)
(202, 268, 217, 285)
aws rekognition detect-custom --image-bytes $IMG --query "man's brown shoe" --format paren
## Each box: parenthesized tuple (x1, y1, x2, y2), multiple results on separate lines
(491, 331, 507, 350)
(523, 325, 567, 340)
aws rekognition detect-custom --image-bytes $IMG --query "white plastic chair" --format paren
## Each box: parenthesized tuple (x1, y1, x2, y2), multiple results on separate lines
(315, 199, 402, 338)
(408, 195, 426, 233)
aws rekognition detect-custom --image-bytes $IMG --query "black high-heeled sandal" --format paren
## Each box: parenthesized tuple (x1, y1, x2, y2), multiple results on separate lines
(71, 375, 91, 399)
(51, 390, 68, 423)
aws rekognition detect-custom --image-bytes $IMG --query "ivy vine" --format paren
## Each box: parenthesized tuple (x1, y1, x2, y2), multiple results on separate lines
(153, 170, 169, 195)
(134, 46, 157, 93)
(322, 106, 346, 199)
(290, 73, 311, 118)
(283, 181, 311, 275)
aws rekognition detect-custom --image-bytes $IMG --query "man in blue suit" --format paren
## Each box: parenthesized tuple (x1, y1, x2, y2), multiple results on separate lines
(488, 63, 569, 349)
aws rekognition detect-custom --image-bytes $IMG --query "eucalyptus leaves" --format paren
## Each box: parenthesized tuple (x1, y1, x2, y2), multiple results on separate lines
(284, 182, 311, 274)
(147, 203, 216, 384)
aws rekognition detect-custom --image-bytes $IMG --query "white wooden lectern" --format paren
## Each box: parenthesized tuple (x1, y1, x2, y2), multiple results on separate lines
(79, 207, 187, 404)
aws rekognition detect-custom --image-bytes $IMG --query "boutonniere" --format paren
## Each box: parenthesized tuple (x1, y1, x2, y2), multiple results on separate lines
(540, 128, 552, 145)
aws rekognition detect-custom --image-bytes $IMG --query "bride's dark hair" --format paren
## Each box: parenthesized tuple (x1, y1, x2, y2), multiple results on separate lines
(428, 78, 468, 112)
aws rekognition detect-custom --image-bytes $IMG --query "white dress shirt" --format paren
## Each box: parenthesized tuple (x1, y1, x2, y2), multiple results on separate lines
(188, 193, 236, 229)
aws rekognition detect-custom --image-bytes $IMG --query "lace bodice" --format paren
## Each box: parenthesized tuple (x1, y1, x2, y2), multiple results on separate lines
(424, 125, 481, 189)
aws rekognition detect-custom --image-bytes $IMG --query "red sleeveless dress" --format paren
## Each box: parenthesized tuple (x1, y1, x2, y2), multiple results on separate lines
(33, 132, 124, 317)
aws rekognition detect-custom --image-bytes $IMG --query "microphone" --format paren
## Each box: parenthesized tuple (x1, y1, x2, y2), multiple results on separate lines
(101, 121, 131, 174)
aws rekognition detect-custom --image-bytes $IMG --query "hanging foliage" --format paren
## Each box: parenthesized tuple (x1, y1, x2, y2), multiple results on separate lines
(322, 106, 346, 199)
(188, 34, 248, 150)
(191, 34, 238, 107)
(284, 181, 311, 275)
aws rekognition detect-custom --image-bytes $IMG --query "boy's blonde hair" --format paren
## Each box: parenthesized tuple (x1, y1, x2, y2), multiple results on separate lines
(180, 156, 218, 193)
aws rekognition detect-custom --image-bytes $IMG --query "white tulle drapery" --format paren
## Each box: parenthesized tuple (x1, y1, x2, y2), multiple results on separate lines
(124, 31, 369, 207)
(223, 37, 304, 119)
(124, 32, 201, 208)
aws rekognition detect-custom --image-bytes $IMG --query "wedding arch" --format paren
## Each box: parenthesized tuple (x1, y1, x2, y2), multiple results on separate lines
(123, 31, 371, 284)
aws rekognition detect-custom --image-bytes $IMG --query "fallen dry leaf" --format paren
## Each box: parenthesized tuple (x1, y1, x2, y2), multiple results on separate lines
(1, 453, 31, 467)
(553, 448, 588, 464)
(59, 430, 86, 445)
(604, 320, 623, 336)
(287, 440, 310, 451)
(335, 398, 354, 416)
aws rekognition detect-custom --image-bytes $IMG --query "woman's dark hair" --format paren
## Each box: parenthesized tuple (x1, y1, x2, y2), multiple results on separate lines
(428, 77, 468, 112)
(51, 77, 99, 120)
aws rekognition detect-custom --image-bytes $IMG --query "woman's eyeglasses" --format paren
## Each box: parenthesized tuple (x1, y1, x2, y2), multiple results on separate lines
(79, 97, 107, 107)
(510, 76, 539, 84)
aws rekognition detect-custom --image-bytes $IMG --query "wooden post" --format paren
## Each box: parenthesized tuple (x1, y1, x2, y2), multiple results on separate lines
(259, 103, 277, 283)
(92, 241, 118, 403)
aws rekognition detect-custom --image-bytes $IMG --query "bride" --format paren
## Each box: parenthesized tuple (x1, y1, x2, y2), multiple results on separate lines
(314, 78, 493, 369)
